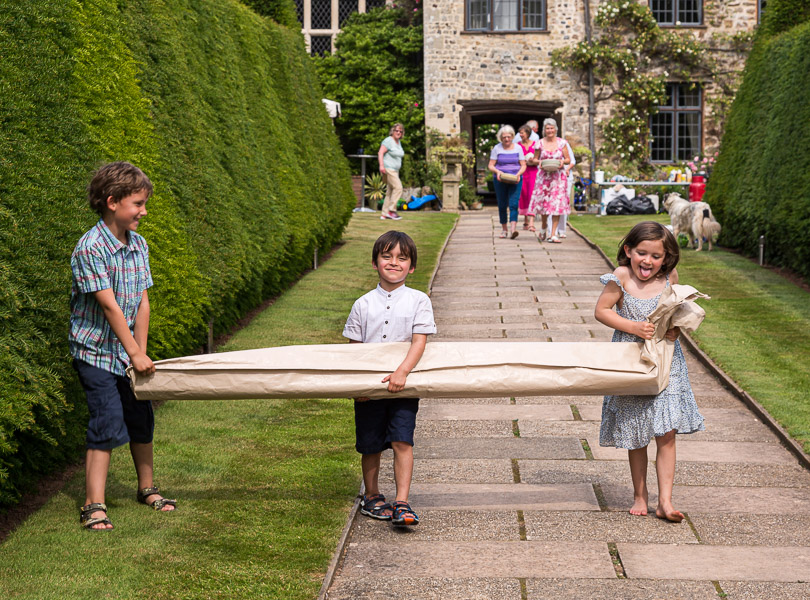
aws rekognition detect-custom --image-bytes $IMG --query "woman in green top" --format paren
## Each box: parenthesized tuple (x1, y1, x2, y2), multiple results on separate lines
(378, 123, 406, 220)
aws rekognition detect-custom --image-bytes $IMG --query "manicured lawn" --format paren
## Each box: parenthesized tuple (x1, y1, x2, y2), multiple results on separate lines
(570, 212, 810, 453)
(0, 211, 456, 600)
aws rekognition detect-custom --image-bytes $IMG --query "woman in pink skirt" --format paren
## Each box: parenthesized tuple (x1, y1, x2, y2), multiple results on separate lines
(516, 125, 539, 232)
(529, 118, 571, 243)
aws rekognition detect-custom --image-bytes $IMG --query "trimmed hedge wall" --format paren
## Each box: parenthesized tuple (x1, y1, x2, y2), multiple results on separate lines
(704, 0, 810, 280)
(0, 0, 355, 505)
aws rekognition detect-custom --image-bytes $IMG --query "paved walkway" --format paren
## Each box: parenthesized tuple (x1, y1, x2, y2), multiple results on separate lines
(326, 212, 810, 600)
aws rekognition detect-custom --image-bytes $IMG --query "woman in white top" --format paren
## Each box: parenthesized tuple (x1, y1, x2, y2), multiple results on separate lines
(378, 123, 406, 220)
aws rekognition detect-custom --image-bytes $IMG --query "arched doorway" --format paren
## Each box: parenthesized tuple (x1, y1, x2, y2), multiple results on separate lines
(458, 99, 565, 197)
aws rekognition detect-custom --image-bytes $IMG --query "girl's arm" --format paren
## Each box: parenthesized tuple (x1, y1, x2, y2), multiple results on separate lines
(383, 333, 427, 392)
(594, 280, 655, 340)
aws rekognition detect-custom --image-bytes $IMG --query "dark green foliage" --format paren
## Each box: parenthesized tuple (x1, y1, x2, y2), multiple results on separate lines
(314, 7, 425, 167)
(704, 1, 810, 280)
(241, 0, 301, 29)
(0, 0, 354, 505)
(756, 0, 810, 39)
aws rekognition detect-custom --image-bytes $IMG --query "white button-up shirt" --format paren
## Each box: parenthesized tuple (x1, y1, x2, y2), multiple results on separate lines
(343, 284, 436, 343)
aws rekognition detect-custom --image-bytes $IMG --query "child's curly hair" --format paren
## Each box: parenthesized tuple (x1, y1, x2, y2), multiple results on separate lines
(372, 230, 418, 268)
(87, 161, 153, 215)
(617, 221, 680, 275)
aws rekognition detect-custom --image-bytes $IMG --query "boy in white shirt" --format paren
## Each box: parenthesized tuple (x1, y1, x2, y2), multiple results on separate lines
(343, 231, 436, 526)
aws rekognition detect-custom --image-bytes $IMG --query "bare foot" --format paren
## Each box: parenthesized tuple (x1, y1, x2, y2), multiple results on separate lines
(655, 505, 684, 522)
(629, 494, 648, 516)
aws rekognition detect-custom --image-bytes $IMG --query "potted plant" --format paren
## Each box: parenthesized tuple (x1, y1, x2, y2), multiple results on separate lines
(364, 172, 387, 210)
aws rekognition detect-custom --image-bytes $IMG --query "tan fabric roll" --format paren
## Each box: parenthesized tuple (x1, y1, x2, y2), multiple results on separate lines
(130, 285, 707, 401)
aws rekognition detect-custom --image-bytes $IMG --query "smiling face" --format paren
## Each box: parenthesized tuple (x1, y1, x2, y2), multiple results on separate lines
(105, 188, 149, 244)
(519, 129, 530, 143)
(392, 126, 404, 141)
(544, 123, 557, 138)
(624, 239, 666, 282)
(373, 242, 414, 291)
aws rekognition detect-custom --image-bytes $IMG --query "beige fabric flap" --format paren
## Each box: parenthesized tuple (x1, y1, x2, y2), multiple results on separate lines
(130, 284, 707, 401)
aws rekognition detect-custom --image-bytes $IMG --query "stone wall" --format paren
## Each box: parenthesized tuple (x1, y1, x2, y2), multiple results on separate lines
(423, 0, 758, 162)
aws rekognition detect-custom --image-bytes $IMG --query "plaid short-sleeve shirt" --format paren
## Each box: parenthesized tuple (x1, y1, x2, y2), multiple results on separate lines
(69, 220, 153, 376)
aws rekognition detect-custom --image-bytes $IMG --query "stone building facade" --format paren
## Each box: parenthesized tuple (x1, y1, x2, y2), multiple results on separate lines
(423, 0, 762, 171)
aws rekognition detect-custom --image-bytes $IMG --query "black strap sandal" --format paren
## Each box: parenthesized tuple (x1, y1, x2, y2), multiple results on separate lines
(360, 494, 393, 520)
(137, 486, 177, 511)
(391, 501, 419, 527)
(80, 502, 113, 530)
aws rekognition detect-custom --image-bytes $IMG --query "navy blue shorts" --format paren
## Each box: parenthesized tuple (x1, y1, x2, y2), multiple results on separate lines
(354, 397, 419, 455)
(73, 359, 154, 450)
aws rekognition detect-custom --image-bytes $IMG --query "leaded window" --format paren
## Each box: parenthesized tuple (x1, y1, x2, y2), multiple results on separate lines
(366, 0, 386, 8)
(466, 0, 547, 32)
(650, 83, 702, 163)
(650, 0, 702, 26)
(295, 0, 304, 26)
(311, 0, 332, 29)
(310, 35, 333, 56)
(339, 0, 359, 26)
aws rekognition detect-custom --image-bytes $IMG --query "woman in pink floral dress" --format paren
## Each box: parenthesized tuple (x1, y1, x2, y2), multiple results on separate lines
(516, 125, 539, 232)
(529, 118, 571, 243)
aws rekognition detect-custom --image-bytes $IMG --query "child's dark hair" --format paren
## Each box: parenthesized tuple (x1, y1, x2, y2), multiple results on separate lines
(617, 221, 680, 275)
(87, 161, 153, 215)
(372, 231, 418, 268)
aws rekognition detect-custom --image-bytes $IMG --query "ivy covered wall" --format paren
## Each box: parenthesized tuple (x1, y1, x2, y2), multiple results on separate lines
(0, 0, 355, 505)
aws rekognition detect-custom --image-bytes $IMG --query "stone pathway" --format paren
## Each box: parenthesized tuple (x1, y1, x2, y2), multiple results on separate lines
(325, 212, 810, 600)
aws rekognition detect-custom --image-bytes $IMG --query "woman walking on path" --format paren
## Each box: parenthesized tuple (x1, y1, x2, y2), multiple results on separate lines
(378, 123, 405, 220)
(529, 118, 570, 243)
(517, 125, 539, 232)
(488, 125, 526, 239)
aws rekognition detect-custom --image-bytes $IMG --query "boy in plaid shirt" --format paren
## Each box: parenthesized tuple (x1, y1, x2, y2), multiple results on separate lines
(70, 162, 175, 530)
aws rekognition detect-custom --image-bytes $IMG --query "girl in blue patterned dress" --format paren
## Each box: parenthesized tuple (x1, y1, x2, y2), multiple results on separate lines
(594, 221, 704, 522)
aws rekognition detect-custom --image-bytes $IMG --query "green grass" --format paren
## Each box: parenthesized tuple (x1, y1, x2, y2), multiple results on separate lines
(0, 212, 456, 600)
(569, 212, 810, 453)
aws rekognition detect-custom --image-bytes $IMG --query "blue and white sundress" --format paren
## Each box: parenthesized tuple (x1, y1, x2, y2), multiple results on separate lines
(599, 273, 705, 450)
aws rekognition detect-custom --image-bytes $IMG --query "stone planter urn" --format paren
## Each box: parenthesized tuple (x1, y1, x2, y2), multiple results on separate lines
(439, 152, 464, 213)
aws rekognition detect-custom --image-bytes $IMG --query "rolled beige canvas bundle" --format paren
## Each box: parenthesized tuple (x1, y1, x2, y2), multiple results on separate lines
(129, 285, 707, 401)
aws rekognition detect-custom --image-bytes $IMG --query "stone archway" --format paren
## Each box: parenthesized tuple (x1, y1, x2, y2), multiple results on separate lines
(458, 99, 565, 194)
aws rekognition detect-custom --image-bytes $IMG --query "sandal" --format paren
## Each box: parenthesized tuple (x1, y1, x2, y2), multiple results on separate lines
(510, 230, 519, 239)
(528, 226, 536, 232)
(499, 230, 508, 238)
(137, 486, 177, 511)
(549, 235, 562, 243)
(360, 494, 393, 520)
(391, 501, 419, 527)
(80, 502, 113, 530)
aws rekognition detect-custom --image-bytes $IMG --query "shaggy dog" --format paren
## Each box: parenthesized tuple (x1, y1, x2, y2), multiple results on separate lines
(664, 193, 722, 251)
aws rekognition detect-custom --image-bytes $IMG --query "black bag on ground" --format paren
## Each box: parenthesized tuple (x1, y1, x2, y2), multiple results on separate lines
(606, 194, 656, 215)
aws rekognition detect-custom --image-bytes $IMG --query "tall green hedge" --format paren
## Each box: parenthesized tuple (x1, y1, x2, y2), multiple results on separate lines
(0, 0, 355, 505)
(704, 0, 810, 280)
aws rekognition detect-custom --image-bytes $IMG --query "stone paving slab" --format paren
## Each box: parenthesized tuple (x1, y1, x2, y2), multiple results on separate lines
(523, 510, 699, 544)
(350, 510, 521, 541)
(419, 404, 573, 421)
(327, 577, 523, 600)
(518, 420, 601, 438)
(413, 437, 585, 459)
(338, 541, 616, 578)
(689, 513, 810, 546)
(588, 438, 795, 464)
(515, 394, 603, 405)
(416, 419, 514, 437)
(379, 459, 514, 484)
(719, 581, 810, 600)
(408, 483, 600, 511)
(601, 484, 810, 514)
(525, 579, 719, 600)
(419, 396, 512, 405)
(617, 543, 810, 582)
